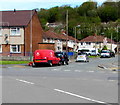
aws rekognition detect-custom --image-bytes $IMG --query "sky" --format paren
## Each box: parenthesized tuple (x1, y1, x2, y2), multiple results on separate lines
(0, 0, 116, 11)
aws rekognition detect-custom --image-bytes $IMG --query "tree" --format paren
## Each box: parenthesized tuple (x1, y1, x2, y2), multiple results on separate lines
(102, 45, 108, 50)
(77, 1, 97, 16)
(97, 2, 118, 22)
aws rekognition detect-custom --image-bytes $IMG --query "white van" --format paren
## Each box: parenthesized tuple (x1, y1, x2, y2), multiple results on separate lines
(78, 48, 99, 56)
(86, 50, 100, 56)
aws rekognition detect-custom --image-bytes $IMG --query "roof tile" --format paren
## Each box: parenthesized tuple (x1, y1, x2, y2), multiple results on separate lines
(0, 10, 35, 27)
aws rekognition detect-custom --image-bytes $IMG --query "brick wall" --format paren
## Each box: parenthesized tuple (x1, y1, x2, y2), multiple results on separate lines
(1, 44, 24, 56)
(24, 11, 43, 56)
(38, 43, 55, 51)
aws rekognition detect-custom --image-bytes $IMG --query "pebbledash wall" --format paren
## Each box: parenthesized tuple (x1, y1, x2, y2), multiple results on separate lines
(0, 10, 43, 60)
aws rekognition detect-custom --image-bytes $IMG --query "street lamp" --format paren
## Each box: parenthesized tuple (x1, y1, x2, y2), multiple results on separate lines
(74, 25, 81, 43)
(74, 25, 80, 52)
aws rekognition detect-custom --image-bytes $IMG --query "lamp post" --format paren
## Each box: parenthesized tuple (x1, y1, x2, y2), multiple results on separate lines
(74, 25, 80, 52)
(74, 25, 81, 43)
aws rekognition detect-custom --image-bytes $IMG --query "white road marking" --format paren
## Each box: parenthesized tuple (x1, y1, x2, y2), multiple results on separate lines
(51, 69, 59, 71)
(16, 79, 34, 85)
(75, 70, 82, 72)
(112, 72, 117, 74)
(54, 88, 107, 104)
(87, 71, 94, 73)
(64, 70, 70, 72)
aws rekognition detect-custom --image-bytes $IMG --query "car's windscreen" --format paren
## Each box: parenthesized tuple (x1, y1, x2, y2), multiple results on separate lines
(101, 51, 109, 53)
(55, 53, 63, 57)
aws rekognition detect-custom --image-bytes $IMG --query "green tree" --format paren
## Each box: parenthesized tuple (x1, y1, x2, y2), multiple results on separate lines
(77, 1, 97, 17)
(97, 2, 118, 22)
(102, 45, 108, 50)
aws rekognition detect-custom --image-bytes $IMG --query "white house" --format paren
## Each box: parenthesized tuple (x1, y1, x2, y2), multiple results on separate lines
(79, 35, 117, 52)
(42, 30, 79, 52)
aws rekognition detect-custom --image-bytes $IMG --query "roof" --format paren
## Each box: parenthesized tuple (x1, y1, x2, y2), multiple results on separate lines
(0, 10, 36, 27)
(43, 30, 78, 42)
(80, 35, 115, 43)
(68, 36, 79, 43)
(43, 30, 60, 39)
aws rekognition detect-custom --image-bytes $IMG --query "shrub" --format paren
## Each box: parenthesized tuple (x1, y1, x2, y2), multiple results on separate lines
(102, 45, 108, 50)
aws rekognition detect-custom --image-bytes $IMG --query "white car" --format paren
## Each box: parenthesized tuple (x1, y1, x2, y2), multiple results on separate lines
(76, 53, 89, 62)
(100, 50, 111, 58)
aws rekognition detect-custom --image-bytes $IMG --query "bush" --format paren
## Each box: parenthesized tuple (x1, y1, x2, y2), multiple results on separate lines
(102, 45, 108, 50)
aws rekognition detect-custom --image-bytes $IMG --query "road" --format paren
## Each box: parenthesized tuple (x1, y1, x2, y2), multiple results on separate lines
(0, 55, 119, 104)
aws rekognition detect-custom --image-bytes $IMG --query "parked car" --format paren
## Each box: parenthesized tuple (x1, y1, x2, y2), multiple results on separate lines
(76, 52, 89, 62)
(33, 49, 61, 67)
(100, 50, 111, 58)
(55, 52, 69, 65)
(109, 50, 115, 57)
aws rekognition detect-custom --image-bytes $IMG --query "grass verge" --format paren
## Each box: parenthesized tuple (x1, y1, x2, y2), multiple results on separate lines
(0, 61, 30, 65)
(88, 56, 100, 58)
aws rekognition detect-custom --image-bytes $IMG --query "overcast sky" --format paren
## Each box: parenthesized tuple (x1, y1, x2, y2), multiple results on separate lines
(0, 0, 116, 11)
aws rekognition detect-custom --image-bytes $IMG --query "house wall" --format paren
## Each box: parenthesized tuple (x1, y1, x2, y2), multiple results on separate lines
(0, 11, 43, 56)
(24, 11, 43, 56)
(0, 27, 24, 44)
(79, 42, 117, 52)
(0, 27, 25, 56)
(55, 40, 62, 52)
(0, 44, 24, 56)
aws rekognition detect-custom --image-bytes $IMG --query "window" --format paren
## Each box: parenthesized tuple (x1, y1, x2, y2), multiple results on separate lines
(86, 42, 91, 45)
(10, 45, 21, 53)
(10, 28, 20, 35)
(0, 45, 2, 53)
(96, 42, 100, 44)
(0, 28, 1, 35)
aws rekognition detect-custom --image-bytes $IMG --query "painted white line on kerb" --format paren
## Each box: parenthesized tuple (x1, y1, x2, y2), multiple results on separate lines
(54, 89, 107, 104)
(16, 79, 34, 85)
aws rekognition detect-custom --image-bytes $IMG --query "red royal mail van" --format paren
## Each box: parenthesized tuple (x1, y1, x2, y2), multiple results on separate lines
(33, 49, 61, 67)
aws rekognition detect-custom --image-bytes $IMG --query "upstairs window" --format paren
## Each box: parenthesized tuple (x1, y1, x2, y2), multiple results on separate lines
(10, 45, 21, 53)
(10, 28, 20, 35)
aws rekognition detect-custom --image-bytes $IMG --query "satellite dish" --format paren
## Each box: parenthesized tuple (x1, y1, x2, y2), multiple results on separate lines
(5, 40, 9, 44)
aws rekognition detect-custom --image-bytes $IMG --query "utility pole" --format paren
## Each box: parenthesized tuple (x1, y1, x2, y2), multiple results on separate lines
(75, 27, 77, 43)
(116, 26, 119, 53)
(66, 10, 68, 52)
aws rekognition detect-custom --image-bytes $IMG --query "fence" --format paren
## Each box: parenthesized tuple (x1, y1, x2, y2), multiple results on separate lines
(0, 52, 31, 61)
(0, 52, 76, 61)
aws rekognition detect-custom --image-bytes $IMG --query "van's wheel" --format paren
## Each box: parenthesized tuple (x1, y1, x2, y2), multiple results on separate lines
(49, 61, 53, 67)
(34, 63, 39, 67)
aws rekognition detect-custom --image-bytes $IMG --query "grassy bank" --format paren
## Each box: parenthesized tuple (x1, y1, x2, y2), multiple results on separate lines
(88, 56, 100, 58)
(0, 61, 30, 65)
